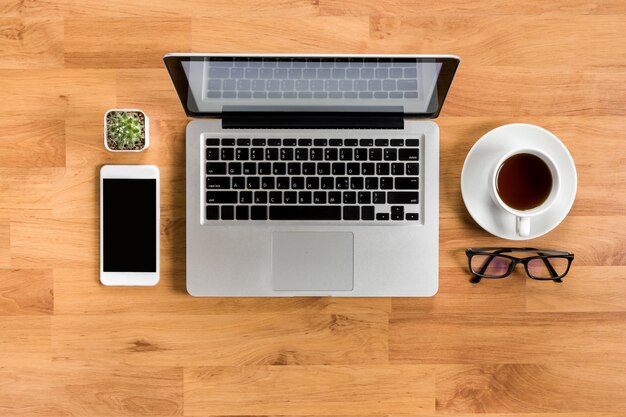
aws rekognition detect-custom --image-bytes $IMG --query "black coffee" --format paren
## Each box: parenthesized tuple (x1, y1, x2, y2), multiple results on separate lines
(496, 153, 552, 211)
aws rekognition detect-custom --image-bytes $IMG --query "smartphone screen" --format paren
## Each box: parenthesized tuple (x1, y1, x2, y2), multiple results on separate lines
(102, 179, 157, 272)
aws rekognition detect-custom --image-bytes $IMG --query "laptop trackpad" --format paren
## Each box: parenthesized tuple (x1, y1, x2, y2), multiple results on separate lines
(272, 231, 354, 291)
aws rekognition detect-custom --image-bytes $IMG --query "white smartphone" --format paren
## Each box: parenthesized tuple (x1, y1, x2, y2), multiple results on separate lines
(100, 165, 160, 286)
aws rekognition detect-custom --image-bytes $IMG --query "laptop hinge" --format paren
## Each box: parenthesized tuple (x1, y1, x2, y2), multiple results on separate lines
(221, 112, 405, 129)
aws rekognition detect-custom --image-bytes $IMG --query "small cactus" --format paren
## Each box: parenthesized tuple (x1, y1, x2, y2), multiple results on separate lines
(106, 111, 145, 150)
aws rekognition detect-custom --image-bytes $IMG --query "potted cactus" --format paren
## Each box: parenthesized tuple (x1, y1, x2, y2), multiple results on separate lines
(104, 109, 149, 152)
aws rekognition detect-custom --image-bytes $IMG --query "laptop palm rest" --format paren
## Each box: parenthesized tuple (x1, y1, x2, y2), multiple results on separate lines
(272, 231, 354, 291)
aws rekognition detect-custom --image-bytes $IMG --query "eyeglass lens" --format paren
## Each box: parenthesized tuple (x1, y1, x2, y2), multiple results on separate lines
(470, 254, 512, 277)
(526, 257, 569, 279)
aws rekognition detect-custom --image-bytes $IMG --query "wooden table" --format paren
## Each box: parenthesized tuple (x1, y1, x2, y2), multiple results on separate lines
(1, 1, 624, 415)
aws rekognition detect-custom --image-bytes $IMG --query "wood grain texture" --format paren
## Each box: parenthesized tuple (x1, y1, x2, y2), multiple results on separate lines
(0, 0, 624, 415)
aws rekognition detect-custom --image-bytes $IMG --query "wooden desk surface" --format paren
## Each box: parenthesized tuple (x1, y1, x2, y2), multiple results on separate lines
(1, 1, 625, 415)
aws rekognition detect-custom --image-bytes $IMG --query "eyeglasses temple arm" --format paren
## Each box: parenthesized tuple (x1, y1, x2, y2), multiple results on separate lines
(537, 252, 563, 282)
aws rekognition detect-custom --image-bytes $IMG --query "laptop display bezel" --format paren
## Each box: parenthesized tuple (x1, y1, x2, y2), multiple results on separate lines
(163, 53, 460, 119)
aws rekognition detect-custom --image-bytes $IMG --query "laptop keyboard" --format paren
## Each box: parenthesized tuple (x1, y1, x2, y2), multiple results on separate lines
(204, 136, 421, 222)
(206, 58, 419, 100)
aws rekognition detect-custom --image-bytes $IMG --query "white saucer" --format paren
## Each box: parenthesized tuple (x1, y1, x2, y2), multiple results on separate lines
(461, 123, 577, 240)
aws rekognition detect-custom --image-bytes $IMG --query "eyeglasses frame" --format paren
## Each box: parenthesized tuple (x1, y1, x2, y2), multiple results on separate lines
(465, 247, 574, 283)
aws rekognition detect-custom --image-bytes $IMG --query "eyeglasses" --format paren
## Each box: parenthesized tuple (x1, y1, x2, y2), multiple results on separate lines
(466, 248, 574, 283)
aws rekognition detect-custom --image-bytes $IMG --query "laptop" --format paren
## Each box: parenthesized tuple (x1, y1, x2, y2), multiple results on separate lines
(163, 53, 459, 296)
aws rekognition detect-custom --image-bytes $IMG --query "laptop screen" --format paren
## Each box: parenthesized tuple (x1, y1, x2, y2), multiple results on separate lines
(164, 54, 459, 118)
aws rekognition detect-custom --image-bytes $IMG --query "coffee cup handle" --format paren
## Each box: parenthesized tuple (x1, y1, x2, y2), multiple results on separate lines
(516, 216, 530, 237)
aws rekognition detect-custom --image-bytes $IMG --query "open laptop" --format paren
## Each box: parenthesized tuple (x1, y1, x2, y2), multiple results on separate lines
(163, 54, 459, 296)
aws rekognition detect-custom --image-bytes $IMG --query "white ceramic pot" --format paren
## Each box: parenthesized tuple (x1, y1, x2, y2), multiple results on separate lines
(104, 109, 150, 152)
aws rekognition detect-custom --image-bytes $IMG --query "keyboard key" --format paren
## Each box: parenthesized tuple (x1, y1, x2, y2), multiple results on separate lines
(350, 177, 364, 190)
(250, 206, 267, 220)
(265, 148, 279, 160)
(336, 177, 349, 190)
(280, 148, 294, 161)
(237, 138, 250, 146)
(375, 139, 388, 146)
(317, 162, 331, 175)
(239, 191, 252, 204)
(325, 148, 338, 161)
(359, 139, 373, 147)
(276, 177, 290, 190)
(346, 163, 359, 175)
(391, 206, 404, 221)
(388, 192, 419, 204)
(377, 163, 390, 175)
(206, 177, 230, 189)
(310, 148, 324, 161)
(283, 138, 297, 146)
(332, 163, 345, 175)
(299, 191, 312, 204)
(343, 206, 359, 220)
(254, 191, 267, 204)
(270, 206, 341, 221)
(222, 138, 235, 146)
(261, 177, 275, 189)
(284, 191, 297, 204)
(406, 213, 419, 221)
(373, 192, 386, 204)
(366, 177, 378, 190)
(339, 148, 353, 160)
(302, 163, 315, 175)
(236, 206, 249, 220)
(361, 163, 375, 175)
(228, 162, 241, 175)
(390, 139, 404, 147)
(380, 177, 393, 190)
(206, 162, 226, 175)
(314, 191, 326, 204)
(399, 149, 419, 161)
(252, 138, 266, 146)
(287, 163, 301, 175)
(246, 177, 260, 189)
(306, 177, 319, 190)
(206, 148, 220, 160)
(406, 139, 420, 147)
(295, 148, 308, 160)
(362, 206, 375, 220)
(269, 191, 282, 204)
(328, 192, 341, 204)
(391, 163, 404, 175)
(345, 139, 358, 147)
(369, 148, 382, 161)
(343, 191, 356, 204)
(299, 138, 313, 146)
(321, 177, 334, 190)
(232, 177, 245, 189)
(206, 138, 219, 146)
(243, 162, 256, 175)
(206, 205, 219, 220)
(268, 138, 281, 146)
(398, 79, 418, 90)
(272, 163, 286, 175)
(376, 213, 389, 221)
(395, 177, 419, 190)
(206, 191, 237, 204)
(354, 148, 367, 161)
(313, 138, 326, 146)
(258, 162, 271, 175)
(358, 191, 371, 204)
(251, 148, 264, 160)
(329, 139, 342, 146)
(384, 148, 397, 161)
(406, 163, 419, 175)
(221, 148, 234, 160)
(291, 177, 305, 189)
(221, 205, 234, 220)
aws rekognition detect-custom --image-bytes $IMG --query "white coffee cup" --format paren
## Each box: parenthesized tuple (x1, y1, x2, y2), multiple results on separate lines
(489, 148, 561, 238)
